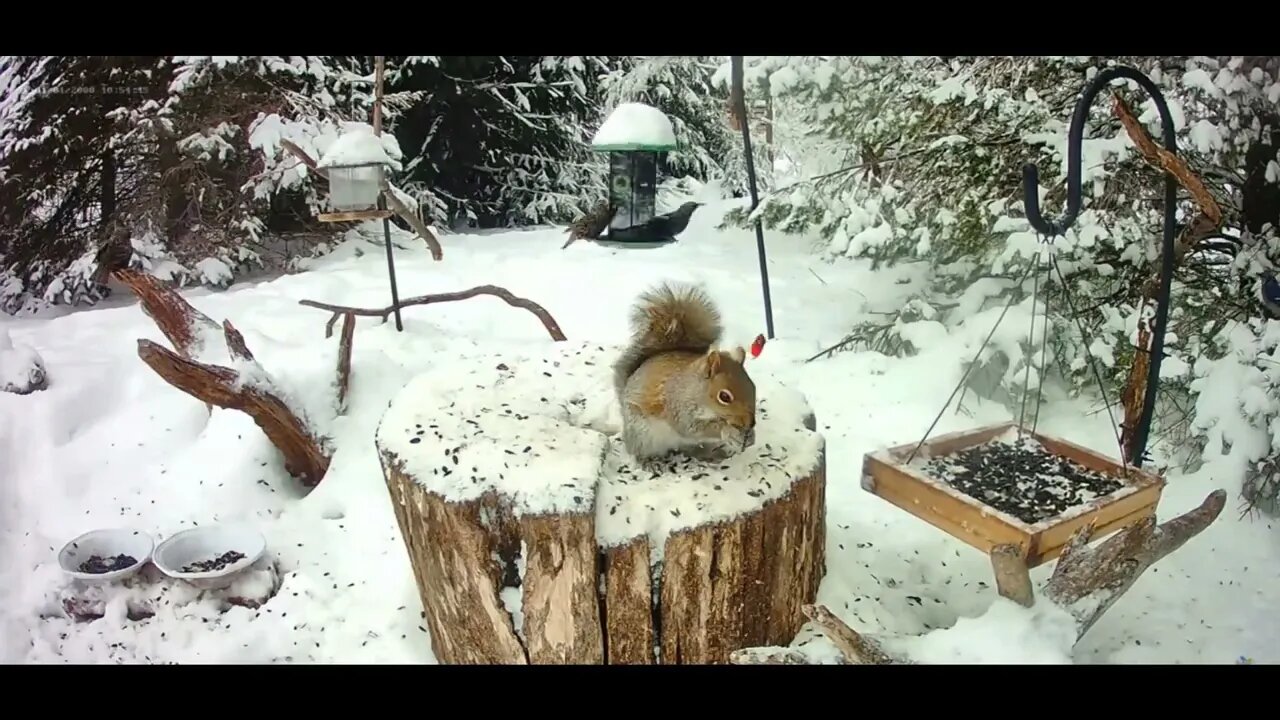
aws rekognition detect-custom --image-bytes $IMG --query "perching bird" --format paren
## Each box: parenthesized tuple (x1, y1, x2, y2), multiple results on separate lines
(639, 201, 702, 241)
(562, 200, 617, 249)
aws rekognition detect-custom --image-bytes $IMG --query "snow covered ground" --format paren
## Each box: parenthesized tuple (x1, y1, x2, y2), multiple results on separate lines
(1, 190, 1276, 664)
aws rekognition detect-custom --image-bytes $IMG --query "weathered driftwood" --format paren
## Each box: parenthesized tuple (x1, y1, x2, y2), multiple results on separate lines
(733, 489, 1226, 664)
(801, 604, 902, 664)
(119, 269, 333, 488)
(116, 269, 219, 360)
(376, 346, 824, 664)
(1042, 488, 1226, 637)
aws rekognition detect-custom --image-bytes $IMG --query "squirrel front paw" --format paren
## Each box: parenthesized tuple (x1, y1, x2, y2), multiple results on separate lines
(683, 442, 734, 462)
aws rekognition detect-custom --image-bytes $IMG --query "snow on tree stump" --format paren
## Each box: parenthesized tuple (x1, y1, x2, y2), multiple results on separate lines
(375, 343, 826, 664)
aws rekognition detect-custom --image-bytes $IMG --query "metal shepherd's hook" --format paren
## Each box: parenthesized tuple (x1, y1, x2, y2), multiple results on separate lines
(1021, 65, 1178, 469)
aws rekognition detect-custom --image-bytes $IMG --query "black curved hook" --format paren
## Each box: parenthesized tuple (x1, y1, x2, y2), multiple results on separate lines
(1022, 65, 1178, 469)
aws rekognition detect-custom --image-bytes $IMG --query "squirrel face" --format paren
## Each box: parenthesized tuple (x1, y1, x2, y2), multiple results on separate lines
(701, 346, 756, 449)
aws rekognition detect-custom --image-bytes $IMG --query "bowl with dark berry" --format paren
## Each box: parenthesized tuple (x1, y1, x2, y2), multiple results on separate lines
(152, 524, 266, 590)
(57, 528, 154, 584)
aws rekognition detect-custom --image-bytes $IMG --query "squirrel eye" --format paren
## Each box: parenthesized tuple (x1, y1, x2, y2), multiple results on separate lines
(717, 389, 734, 405)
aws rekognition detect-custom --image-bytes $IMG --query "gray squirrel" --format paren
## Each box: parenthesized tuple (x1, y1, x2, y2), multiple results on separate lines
(612, 282, 756, 460)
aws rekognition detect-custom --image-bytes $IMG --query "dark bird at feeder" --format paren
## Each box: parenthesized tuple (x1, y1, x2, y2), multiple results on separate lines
(637, 201, 702, 241)
(562, 200, 617, 249)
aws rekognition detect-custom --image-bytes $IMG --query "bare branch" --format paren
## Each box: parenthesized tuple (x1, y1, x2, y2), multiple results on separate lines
(336, 313, 355, 414)
(801, 604, 900, 665)
(299, 285, 567, 342)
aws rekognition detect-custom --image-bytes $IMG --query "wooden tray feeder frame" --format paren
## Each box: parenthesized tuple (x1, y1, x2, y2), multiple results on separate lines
(861, 66, 1190, 600)
(862, 421, 1165, 568)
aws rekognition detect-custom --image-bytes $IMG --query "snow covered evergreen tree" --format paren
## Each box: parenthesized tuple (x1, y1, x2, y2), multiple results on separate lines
(386, 56, 618, 229)
(0, 56, 169, 312)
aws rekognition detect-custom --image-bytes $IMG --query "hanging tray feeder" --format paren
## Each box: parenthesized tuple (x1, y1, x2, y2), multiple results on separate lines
(860, 66, 1183, 580)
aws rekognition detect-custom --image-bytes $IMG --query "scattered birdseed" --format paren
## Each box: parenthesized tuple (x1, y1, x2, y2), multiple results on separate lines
(78, 554, 137, 574)
(181, 550, 246, 573)
(919, 434, 1125, 524)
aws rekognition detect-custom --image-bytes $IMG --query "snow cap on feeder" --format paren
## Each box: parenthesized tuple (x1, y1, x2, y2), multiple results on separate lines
(591, 102, 677, 242)
(317, 122, 403, 216)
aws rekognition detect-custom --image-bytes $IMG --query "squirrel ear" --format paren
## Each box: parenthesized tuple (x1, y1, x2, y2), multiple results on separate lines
(729, 346, 746, 364)
(704, 349, 722, 377)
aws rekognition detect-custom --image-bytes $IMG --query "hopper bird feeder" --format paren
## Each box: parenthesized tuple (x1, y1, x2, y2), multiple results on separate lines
(316, 129, 396, 224)
(590, 102, 678, 244)
(308, 56, 406, 331)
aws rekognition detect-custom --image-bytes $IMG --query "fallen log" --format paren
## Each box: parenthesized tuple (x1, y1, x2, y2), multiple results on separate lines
(119, 269, 333, 488)
(376, 342, 824, 664)
(1042, 488, 1226, 637)
(116, 269, 220, 360)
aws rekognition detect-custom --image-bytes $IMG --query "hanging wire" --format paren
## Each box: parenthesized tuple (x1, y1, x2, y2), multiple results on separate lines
(1049, 253, 1130, 476)
(1016, 245, 1046, 438)
(902, 64, 1178, 470)
(905, 260, 1038, 464)
(1030, 257, 1052, 436)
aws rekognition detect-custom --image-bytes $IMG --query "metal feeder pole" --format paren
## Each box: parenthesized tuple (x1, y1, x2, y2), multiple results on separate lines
(1021, 65, 1178, 469)
(372, 55, 404, 331)
(731, 56, 776, 340)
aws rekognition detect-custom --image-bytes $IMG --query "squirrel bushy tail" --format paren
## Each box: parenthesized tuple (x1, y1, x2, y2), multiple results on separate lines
(612, 282, 723, 395)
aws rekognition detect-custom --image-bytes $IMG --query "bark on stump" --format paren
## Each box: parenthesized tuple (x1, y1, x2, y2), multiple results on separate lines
(375, 343, 826, 664)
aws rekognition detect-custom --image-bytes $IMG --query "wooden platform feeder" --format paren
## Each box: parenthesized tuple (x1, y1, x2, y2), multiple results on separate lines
(375, 342, 826, 664)
(862, 422, 1165, 593)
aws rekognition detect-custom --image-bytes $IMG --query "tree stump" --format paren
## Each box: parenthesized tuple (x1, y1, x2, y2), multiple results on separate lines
(375, 343, 826, 664)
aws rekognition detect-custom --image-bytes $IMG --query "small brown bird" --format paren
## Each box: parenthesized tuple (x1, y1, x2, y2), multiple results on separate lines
(562, 199, 616, 249)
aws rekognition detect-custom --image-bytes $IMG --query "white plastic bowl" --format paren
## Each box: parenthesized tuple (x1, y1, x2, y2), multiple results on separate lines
(58, 528, 154, 585)
(152, 524, 266, 590)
